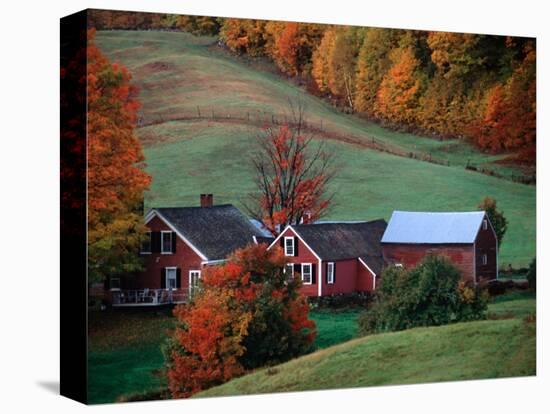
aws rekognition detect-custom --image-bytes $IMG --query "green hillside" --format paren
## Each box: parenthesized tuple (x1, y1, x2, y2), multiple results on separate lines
(95, 31, 536, 266)
(197, 318, 535, 398)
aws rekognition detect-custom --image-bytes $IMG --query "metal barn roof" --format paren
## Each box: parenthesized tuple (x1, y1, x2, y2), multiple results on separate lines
(381, 211, 486, 244)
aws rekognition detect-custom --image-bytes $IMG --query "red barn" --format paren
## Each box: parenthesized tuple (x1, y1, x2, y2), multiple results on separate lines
(381, 211, 498, 283)
(266, 220, 387, 297)
(108, 195, 265, 306)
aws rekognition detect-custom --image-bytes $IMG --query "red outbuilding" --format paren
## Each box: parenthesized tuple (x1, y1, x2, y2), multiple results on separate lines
(266, 220, 387, 297)
(381, 211, 498, 283)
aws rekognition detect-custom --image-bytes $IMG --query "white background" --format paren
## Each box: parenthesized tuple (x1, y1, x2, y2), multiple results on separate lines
(0, 0, 547, 412)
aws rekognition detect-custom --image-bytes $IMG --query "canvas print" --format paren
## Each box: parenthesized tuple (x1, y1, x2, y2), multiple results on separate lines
(60, 8, 536, 404)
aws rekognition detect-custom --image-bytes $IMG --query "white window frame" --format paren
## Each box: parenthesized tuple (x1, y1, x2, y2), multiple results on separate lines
(189, 270, 201, 295)
(301, 263, 312, 285)
(284, 237, 295, 256)
(395, 263, 403, 268)
(110, 277, 121, 291)
(327, 262, 335, 284)
(161, 230, 173, 254)
(165, 267, 178, 290)
(482, 254, 488, 265)
(483, 219, 488, 230)
(284, 263, 295, 280)
(140, 231, 152, 254)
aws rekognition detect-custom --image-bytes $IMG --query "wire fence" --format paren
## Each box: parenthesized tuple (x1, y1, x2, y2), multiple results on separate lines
(137, 107, 535, 186)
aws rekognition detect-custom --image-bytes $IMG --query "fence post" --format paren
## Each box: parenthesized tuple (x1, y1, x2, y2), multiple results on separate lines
(197, 106, 201, 118)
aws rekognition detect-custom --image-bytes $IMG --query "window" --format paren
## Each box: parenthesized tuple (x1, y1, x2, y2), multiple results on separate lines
(110, 277, 121, 291)
(327, 262, 335, 284)
(161, 231, 173, 254)
(285, 264, 295, 280)
(284, 237, 295, 256)
(482, 254, 488, 265)
(189, 270, 201, 296)
(483, 219, 488, 230)
(140, 231, 152, 254)
(165, 267, 177, 290)
(301, 263, 312, 285)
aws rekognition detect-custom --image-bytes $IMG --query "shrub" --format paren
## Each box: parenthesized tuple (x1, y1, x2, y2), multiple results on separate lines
(526, 258, 536, 291)
(164, 243, 316, 398)
(308, 292, 373, 310)
(358, 255, 488, 335)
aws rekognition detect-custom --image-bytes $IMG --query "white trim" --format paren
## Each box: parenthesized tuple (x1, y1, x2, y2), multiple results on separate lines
(482, 253, 488, 266)
(145, 209, 208, 261)
(252, 235, 258, 244)
(267, 226, 322, 261)
(284, 236, 295, 256)
(327, 262, 335, 284)
(358, 257, 377, 290)
(301, 263, 313, 285)
(165, 266, 178, 291)
(161, 230, 174, 254)
(201, 259, 226, 266)
(189, 270, 201, 296)
(318, 258, 323, 296)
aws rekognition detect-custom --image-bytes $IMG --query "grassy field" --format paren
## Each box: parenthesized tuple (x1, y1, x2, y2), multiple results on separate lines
(87, 291, 534, 403)
(94, 30, 535, 267)
(88, 308, 361, 404)
(198, 317, 536, 398)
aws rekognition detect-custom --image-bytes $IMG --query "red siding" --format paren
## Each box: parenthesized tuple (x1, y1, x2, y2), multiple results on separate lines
(133, 215, 204, 292)
(323, 259, 358, 295)
(276, 227, 320, 297)
(382, 243, 475, 282)
(356, 261, 376, 292)
(474, 219, 498, 281)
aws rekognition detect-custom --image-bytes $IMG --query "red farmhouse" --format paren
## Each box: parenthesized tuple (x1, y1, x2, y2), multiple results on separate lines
(109, 195, 265, 306)
(381, 211, 498, 283)
(266, 220, 387, 297)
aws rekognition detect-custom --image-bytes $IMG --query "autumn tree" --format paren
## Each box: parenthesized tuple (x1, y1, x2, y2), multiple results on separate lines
(246, 104, 335, 236)
(86, 30, 152, 283)
(478, 197, 508, 247)
(175, 15, 222, 36)
(355, 28, 399, 116)
(265, 22, 326, 76)
(220, 19, 268, 56)
(375, 45, 424, 126)
(165, 243, 316, 398)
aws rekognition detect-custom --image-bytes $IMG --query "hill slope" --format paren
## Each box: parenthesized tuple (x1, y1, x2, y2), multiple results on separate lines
(94, 31, 536, 266)
(197, 318, 535, 397)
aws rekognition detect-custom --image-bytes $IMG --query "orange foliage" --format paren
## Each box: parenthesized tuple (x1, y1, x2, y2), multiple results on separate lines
(249, 122, 334, 236)
(166, 244, 316, 398)
(86, 29, 151, 282)
(375, 46, 423, 125)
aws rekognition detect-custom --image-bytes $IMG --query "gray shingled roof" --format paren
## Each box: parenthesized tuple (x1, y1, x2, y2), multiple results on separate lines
(152, 205, 265, 260)
(292, 220, 387, 275)
(382, 211, 486, 244)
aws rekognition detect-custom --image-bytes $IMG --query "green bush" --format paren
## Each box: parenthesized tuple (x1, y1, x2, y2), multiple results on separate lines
(358, 255, 488, 335)
(526, 258, 536, 291)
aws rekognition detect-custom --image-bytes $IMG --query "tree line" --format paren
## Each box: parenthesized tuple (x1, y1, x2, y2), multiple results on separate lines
(89, 10, 536, 164)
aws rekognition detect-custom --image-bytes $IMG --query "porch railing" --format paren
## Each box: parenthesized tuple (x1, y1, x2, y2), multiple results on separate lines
(111, 289, 189, 306)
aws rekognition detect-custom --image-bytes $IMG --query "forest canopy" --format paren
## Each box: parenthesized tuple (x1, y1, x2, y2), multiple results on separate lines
(89, 10, 536, 163)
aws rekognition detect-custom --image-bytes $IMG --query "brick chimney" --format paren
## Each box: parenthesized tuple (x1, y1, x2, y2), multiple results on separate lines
(300, 211, 312, 224)
(200, 194, 213, 207)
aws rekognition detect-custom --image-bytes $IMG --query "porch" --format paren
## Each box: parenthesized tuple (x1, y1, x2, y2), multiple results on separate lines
(111, 289, 190, 307)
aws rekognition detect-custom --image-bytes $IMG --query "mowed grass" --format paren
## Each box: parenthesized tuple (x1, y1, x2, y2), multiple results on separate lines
(197, 317, 536, 398)
(95, 31, 523, 175)
(94, 30, 536, 267)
